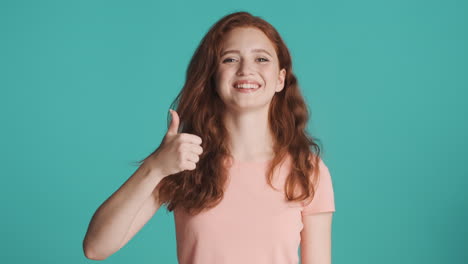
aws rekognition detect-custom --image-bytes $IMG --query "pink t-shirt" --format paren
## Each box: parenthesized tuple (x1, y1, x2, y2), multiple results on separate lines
(173, 155, 336, 264)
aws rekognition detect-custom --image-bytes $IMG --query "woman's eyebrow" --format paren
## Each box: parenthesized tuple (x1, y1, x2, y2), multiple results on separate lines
(221, 49, 273, 57)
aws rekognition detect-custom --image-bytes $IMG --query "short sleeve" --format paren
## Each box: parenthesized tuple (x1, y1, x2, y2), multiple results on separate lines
(301, 158, 336, 215)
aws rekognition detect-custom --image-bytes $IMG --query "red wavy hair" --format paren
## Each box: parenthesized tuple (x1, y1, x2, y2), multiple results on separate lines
(134, 11, 324, 216)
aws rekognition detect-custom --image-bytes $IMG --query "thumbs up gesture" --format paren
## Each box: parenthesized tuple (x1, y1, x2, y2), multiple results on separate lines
(147, 109, 204, 178)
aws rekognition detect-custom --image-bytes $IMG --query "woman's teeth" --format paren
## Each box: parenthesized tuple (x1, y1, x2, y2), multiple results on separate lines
(234, 84, 260, 89)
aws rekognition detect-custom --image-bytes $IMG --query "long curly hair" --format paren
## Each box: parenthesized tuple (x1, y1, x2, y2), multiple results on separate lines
(133, 11, 324, 216)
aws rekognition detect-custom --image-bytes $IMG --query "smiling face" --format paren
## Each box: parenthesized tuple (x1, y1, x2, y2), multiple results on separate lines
(214, 27, 286, 113)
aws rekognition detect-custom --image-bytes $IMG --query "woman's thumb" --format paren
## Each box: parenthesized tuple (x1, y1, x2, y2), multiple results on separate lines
(167, 109, 180, 136)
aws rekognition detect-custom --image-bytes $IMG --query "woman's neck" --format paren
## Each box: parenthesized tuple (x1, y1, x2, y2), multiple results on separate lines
(223, 108, 275, 161)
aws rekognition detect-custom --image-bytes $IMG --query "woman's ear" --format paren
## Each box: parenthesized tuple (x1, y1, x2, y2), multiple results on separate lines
(276, 68, 286, 92)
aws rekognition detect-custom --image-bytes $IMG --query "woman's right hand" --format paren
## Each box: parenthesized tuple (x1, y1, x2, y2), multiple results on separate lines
(146, 109, 203, 178)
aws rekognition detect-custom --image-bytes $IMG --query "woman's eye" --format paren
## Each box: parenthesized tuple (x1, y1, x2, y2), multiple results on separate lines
(222, 57, 269, 63)
(222, 58, 236, 63)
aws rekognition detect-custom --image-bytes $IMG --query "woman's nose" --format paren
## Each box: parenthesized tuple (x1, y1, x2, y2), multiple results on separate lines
(236, 60, 254, 76)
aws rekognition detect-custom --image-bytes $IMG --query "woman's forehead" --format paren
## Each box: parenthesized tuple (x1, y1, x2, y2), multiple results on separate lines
(219, 28, 277, 56)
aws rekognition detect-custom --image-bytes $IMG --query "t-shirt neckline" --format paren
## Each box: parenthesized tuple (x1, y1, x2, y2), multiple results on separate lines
(231, 158, 274, 166)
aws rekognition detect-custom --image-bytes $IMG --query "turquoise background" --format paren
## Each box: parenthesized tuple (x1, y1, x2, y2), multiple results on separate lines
(1, 0, 467, 263)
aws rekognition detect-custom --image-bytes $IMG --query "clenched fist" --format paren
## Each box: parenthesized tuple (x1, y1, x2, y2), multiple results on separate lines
(146, 109, 203, 177)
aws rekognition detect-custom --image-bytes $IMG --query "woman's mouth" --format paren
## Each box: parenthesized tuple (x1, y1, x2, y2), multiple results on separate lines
(233, 83, 261, 93)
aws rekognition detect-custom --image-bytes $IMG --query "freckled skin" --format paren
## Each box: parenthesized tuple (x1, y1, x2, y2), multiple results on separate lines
(215, 27, 286, 113)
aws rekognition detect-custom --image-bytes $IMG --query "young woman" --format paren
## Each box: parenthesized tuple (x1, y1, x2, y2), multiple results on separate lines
(83, 11, 336, 264)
